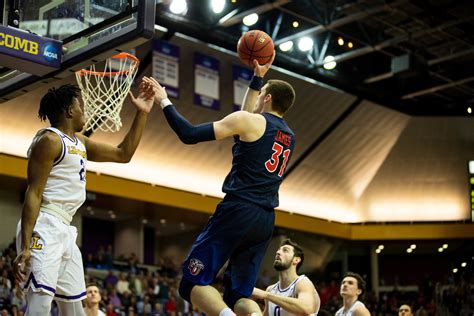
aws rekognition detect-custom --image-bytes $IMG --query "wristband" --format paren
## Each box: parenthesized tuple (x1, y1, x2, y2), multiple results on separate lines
(160, 98, 172, 109)
(249, 76, 264, 91)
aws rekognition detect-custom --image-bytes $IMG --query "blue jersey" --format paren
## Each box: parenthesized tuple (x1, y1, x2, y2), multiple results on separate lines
(222, 112, 295, 209)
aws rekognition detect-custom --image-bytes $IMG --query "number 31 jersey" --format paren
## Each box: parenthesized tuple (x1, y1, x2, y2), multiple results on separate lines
(28, 127, 87, 217)
(222, 112, 295, 209)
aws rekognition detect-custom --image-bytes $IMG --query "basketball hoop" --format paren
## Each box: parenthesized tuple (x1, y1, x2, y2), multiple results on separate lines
(75, 52, 140, 132)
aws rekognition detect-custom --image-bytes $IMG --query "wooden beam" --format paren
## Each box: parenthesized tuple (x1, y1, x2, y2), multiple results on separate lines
(1, 153, 473, 240)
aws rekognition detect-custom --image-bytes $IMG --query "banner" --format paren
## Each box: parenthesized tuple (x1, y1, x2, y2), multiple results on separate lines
(194, 52, 220, 110)
(232, 65, 253, 111)
(152, 40, 180, 99)
(0, 25, 62, 75)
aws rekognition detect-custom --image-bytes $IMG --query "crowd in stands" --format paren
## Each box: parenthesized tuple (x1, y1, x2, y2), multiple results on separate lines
(0, 238, 473, 315)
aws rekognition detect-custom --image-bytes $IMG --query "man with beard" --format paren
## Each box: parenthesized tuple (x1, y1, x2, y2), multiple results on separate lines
(252, 239, 320, 315)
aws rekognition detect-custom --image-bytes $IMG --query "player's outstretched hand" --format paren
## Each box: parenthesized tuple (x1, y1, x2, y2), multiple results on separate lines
(145, 77, 168, 106)
(129, 77, 155, 113)
(253, 50, 275, 78)
(13, 249, 30, 284)
(252, 287, 269, 300)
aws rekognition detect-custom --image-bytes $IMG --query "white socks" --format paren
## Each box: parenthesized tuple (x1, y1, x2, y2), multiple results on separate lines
(219, 307, 236, 316)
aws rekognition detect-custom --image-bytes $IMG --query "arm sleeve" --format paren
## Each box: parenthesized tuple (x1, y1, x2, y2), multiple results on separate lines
(163, 104, 216, 144)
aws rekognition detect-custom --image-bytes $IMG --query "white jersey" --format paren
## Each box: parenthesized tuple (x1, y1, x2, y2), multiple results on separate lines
(267, 275, 319, 316)
(29, 127, 87, 218)
(335, 300, 366, 316)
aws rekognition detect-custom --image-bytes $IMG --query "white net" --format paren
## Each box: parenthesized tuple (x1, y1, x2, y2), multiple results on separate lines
(75, 53, 140, 132)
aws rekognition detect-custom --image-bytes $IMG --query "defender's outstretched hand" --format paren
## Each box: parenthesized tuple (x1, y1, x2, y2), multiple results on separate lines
(144, 77, 168, 107)
(253, 50, 276, 78)
(129, 77, 155, 113)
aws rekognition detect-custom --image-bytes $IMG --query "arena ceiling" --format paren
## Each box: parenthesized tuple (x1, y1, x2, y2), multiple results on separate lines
(154, 0, 474, 116)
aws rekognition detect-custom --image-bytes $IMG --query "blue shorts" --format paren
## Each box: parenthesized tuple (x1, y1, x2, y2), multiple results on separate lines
(181, 196, 275, 299)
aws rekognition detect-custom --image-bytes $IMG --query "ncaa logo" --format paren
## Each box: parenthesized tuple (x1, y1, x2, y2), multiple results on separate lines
(188, 258, 204, 276)
(43, 44, 60, 62)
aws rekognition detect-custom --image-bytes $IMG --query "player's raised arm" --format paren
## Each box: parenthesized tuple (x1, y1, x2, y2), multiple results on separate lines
(79, 77, 155, 162)
(241, 51, 275, 113)
(147, 77, 262, 144)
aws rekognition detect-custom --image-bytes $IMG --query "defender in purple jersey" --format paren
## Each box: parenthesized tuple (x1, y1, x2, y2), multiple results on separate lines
(147, 52, 296, 316)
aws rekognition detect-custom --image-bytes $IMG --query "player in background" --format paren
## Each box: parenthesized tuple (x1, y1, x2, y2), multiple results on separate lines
(147, 51, 297, 316)
(13, 79, 154, 315)
(335, 272, 371, 316)
(252, 239, 320, 316)
(84, 283, 105, 316)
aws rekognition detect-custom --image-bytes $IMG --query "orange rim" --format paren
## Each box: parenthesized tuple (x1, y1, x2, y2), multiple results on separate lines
(76, 52, 140, 76)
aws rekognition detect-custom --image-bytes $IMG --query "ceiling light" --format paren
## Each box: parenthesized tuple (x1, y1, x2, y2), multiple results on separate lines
(438, 247, 444, 252)
(468, 107, 472, 114)
(323, 55, 336, 70)
(453, 268, 458, 273)
(297, 37, 313, 52)
(170, 0, 187, 15)
(160, 218, 167, 224)
(443, 244, 448, 249)
(410, 244, 416, 249)
(231, 0, 236, 3)
(461, 262, 467, 267)
(292, 21, 299, 28)
(279, 41, 293, 52)
(348, 42, 353, 49)
(337, 37, 344, 46)
(407, 248, 413, 253)
(243, 13, 258, 26)
(378, 245, 384, 250)
(211, 0, 225, 14)
(375, 248, 381, 254)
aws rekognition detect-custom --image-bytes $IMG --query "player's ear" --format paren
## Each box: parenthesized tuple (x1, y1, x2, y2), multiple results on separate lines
(65, 107, 73, 118)
(293, 256, 301, 266)
(264, 93, 272, 103)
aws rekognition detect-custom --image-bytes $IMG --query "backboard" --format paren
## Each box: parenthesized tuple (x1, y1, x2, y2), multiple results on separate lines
(0, 0, 155, 102)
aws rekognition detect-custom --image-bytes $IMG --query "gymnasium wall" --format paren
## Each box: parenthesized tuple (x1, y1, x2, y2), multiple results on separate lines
(0, 188, 83, 250)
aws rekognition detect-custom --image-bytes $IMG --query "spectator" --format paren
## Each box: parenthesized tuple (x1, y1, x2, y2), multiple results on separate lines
(108, 288, 121, 308)
(84, 253, 96, 269)
(104, 270, 119, 289)
(116, 272, 130, 295)
(165, 295, 178, 315)
(105, 303, 117, 316)
(136, 295, 152, 314)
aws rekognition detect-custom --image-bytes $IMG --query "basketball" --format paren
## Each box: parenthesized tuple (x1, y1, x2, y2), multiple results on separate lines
(237, 30, 274, 67)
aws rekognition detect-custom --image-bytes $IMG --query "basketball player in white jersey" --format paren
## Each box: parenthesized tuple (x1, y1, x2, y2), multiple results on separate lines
(252, 239, 320, 315)
(84, 283, 105, 316)
(12, 81, 155, 315)
(335, 272, 370, 316)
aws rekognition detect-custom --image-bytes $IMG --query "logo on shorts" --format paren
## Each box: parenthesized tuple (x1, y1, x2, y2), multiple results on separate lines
(30, 234, 43, 250)
(188, 258, 204, 276)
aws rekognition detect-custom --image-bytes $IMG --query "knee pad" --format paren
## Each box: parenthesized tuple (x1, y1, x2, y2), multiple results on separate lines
(179, 278, 196, 303)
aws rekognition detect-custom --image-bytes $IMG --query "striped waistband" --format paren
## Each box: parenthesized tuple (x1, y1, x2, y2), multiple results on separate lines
(41, 204, 72, 225)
